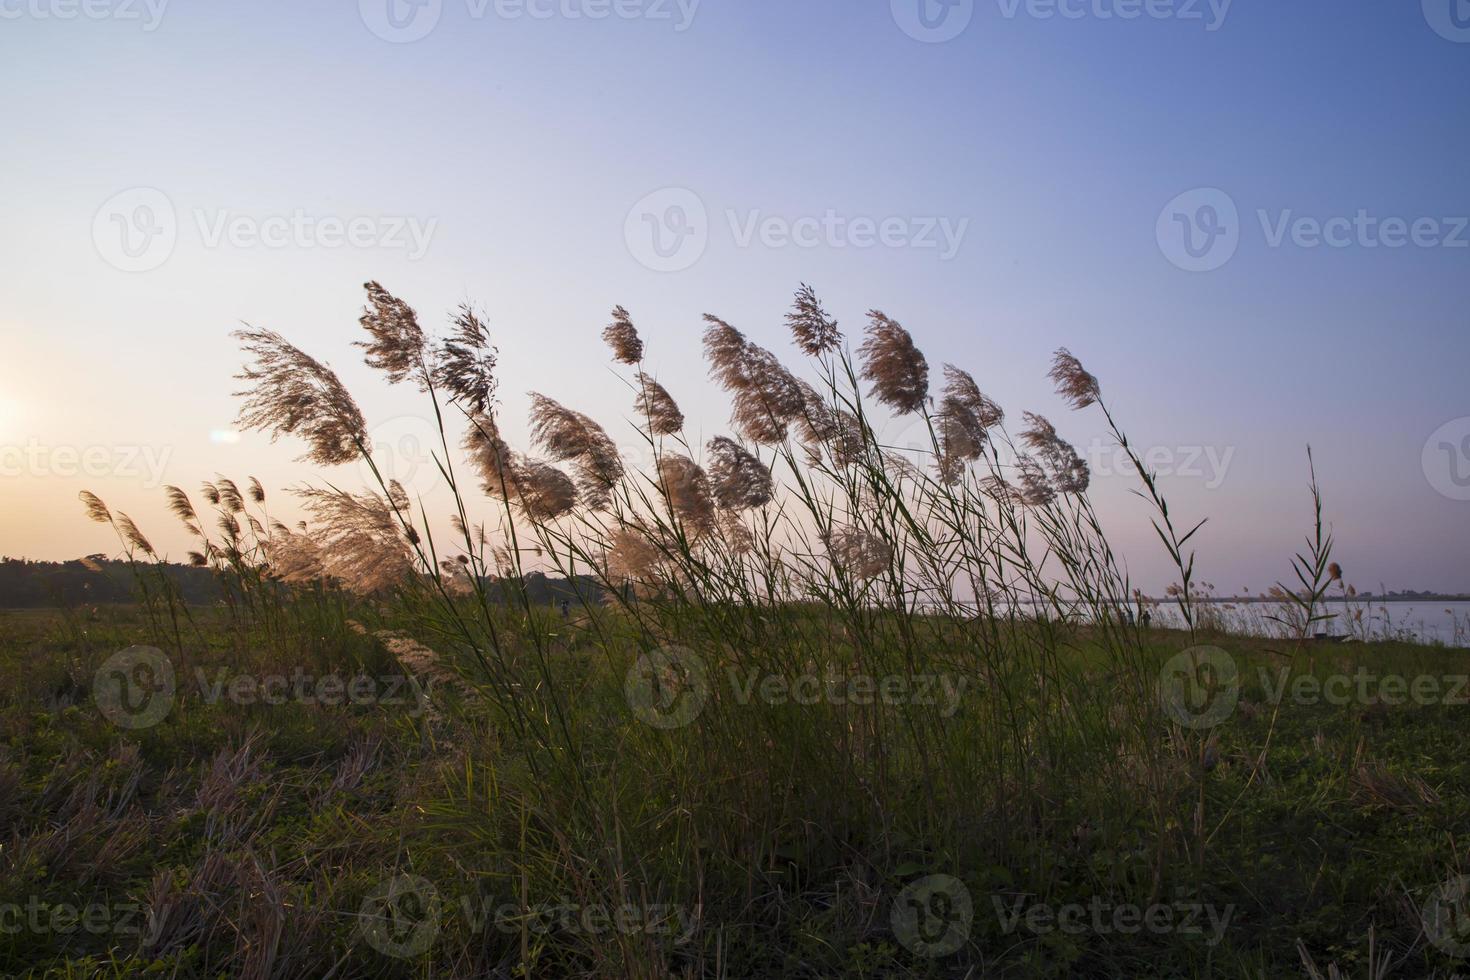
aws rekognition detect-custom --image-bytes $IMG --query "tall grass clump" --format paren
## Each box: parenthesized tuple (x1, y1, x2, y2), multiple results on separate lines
(74, 282, 1363, 976)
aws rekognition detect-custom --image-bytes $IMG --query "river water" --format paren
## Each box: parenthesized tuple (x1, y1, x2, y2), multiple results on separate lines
(1147, 599, 1470, 647)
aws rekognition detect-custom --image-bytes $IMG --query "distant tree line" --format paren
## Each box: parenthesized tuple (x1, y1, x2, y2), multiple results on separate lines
(0, 557, 222, 607)
(0, 557, 608, 609)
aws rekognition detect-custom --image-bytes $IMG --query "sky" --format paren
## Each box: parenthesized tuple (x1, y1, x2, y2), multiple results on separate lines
(1, 0, 1467, 594)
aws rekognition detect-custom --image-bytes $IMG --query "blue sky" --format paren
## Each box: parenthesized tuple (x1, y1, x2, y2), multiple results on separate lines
(2, 0, 1468, 592)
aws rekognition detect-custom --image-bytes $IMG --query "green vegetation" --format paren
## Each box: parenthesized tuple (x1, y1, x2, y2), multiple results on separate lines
(3, 606, 1468, 977)
(7, 282, 1465, 978)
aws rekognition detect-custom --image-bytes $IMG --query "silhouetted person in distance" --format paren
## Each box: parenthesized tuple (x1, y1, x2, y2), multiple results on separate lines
(1140, 608, 1152, 630)
(560, 598, 570, 619)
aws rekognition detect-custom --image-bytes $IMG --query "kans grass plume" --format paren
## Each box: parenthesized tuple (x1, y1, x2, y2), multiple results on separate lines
(265, 526, 326, 584)
(717, 510, 756, 556)
(296, 484, 415, 594)
(433, 305, 499, 416)
(356, 281, 427, 387)
(1015, 456, 1056, 507)
(115, 514, 156, 556)
(438, 557, 476, 597)
(463, 411, 578, 520)
(234, 328, 371, 466)
(634, 373, 684, 435)
(656, 453, 716, 537)
(1049, 347, 1100, 410)
(216, 479, 245, 514)
(827, 525, 893, 582)
(942, 365, 1003, 429)
(981, 474, 1024, 506)
(705, 436, 773, 510)
(702, 316, 806, 443)
(79, 491, 156, 556)
(79, 492, 112, 526)
(859, 311, 929, 415)
(527, 393, 623, 509)
(164, 486, 201, 537)
(786, 283, 841, 357)
(512, 458, 579, 522)
(794, 381, 866, 467)
(602, 305, 644, 365)
(463, 413, 517, 497)
(604, 525, 668, 597)
(934, 367, 1001, 484)
(1019, 412, 1090, 496)
(219, 287, 1115, 606)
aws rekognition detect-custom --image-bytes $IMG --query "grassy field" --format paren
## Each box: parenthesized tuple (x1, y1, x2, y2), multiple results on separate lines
(3, 602, 1469, 978)
(14, 284, 1469, 978)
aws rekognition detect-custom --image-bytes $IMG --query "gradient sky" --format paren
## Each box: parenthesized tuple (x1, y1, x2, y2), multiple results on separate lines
(2, 0, 1467, 593)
